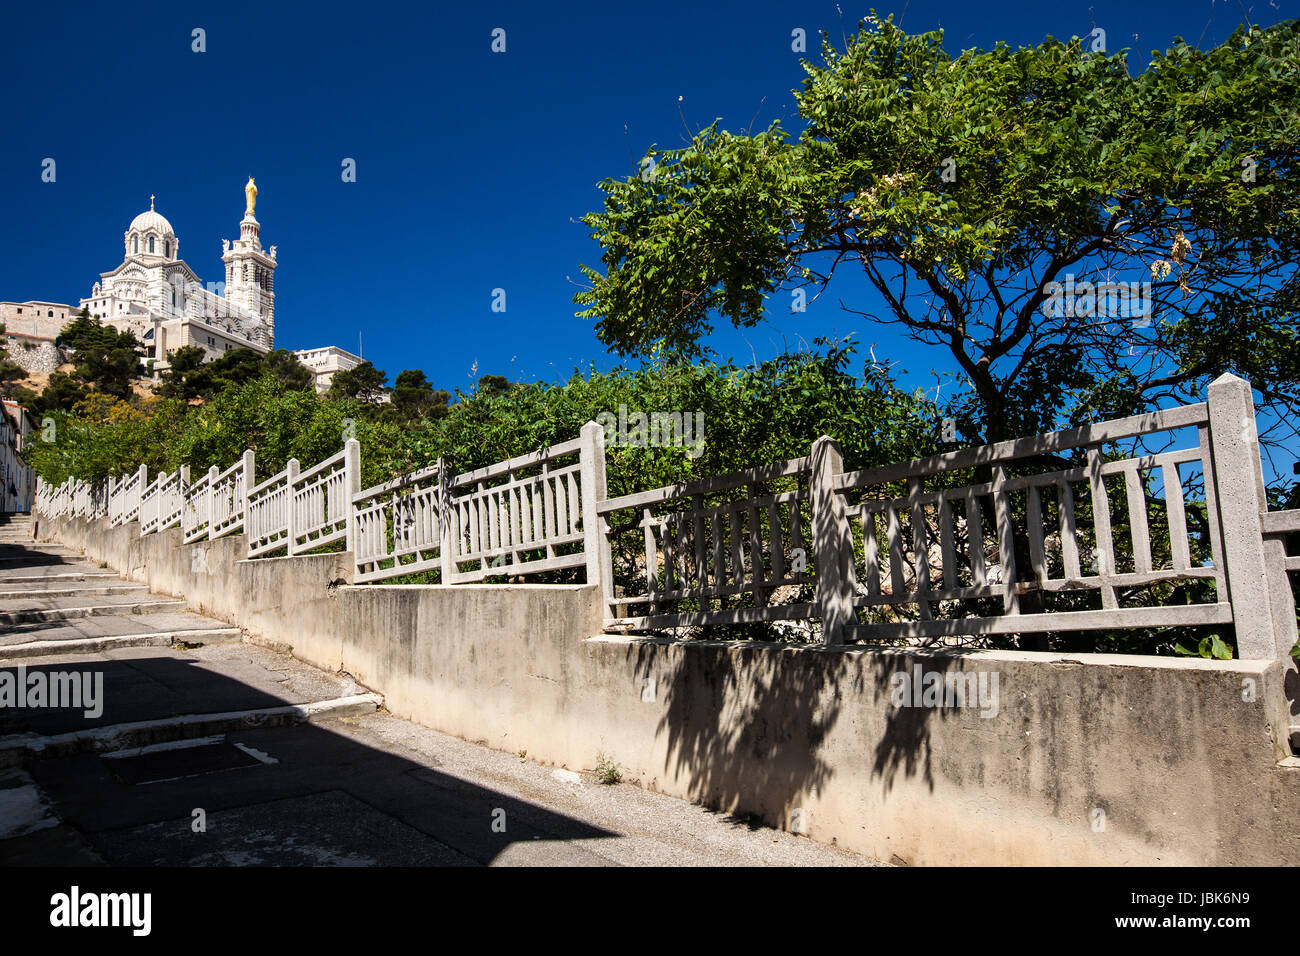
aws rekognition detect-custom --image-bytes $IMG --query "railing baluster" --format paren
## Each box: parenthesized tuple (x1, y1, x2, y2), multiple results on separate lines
(1124, 463, 1153, 574)
(1086, 447, 1118, 609)
(1027, 484, 1047, 585)
(965, 492, 986, 588)
(886, 504, 905, 597)
(992, 466, 1020, 615)
(1058, 480, 1082, 580)
(908, 478, 930, 618)
(1162, 462, 1191, 571)
(939, 494, 956, 592)
(863, 509, 881, 598)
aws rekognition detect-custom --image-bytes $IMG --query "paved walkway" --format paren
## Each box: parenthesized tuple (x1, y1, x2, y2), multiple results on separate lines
(0, 515, 879, 866)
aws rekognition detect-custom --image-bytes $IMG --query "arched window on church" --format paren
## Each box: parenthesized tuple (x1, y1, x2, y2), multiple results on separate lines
(149, 236, 156, 254)
(132, 237, 139, 254)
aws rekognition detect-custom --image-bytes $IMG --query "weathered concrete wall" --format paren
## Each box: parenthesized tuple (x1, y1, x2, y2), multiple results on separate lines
(39, 514, 251, 623)
(37, 514, 1300, 865)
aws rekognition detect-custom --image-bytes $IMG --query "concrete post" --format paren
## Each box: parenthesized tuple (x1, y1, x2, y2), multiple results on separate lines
(811, 435, 857, 645)
(1207, 373, 1283, 659)
(135, 464, 147, 523)
(579, 421, 614, 621)
(240, 450, 255, 534)
(177, 465, 190, 532)
(140, 472, 158, 537)
(285, 458, 300, 556)
(343, 439, 361, 568)
(206, 465, 219, 539)
(437, 457, 454, 583)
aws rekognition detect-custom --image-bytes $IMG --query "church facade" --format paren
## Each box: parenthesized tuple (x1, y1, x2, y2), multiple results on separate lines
(80, 179, 277, 372)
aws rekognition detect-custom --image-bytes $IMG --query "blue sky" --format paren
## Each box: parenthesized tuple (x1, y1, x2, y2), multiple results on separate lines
(1, 0, 1291, 399)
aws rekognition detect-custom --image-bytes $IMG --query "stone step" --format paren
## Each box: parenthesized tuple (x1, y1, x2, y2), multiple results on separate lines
(0, 569, 119, 586)
(0, 583, 146, 601)
(0, 545, 80, 557)
(0, 597, 187, 625)
(0, 627, 242, 660)
(0, 610, 243, 648)
(0, 550, 85, 568)
(0, 555, 86, 569)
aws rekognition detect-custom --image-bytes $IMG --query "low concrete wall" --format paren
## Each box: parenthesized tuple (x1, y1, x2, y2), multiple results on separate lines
(37, 514, 1300, 865)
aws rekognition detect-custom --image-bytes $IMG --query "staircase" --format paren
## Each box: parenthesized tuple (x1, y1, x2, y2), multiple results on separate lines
(0, 511, 382, 863)
(0, 513, 236, 646)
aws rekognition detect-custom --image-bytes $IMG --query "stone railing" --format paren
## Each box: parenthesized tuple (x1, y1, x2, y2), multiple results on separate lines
(33, 374, 1300, 659)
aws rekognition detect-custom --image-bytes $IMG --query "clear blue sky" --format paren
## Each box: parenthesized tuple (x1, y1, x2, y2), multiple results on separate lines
(1, 0, 1290, 398)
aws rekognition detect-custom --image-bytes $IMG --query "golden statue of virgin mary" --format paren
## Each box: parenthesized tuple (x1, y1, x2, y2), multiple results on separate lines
(244, 177, 257, 218)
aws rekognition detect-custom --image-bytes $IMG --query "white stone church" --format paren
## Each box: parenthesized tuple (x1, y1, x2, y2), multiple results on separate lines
(80, 178, 277, 372)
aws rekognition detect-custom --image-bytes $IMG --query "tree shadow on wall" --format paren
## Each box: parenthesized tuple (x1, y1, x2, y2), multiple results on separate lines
(630, 638, 844, 826)
(632, 636, 997, 828)
(862, 647, 990, 796)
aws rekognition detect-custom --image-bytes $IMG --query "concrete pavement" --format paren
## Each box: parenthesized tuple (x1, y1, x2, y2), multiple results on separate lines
(1, 513, 880, 867)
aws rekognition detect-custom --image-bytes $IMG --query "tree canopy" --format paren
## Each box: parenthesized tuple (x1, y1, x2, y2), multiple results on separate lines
(575, 17, 1300, 465)
(327, 360, 388, 403)
(393, 369, 450, 418)
(57, 310, 142, 399)
(158, 347, 313, 400)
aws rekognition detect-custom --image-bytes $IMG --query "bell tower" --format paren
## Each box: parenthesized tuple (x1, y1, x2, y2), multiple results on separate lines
(221, 176, 277, 348)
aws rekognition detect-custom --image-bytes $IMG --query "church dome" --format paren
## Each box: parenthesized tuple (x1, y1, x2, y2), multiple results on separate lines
(129, 208, 174, 236)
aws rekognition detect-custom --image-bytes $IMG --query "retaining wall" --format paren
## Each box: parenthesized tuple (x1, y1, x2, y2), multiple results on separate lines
(36, 512, 1300, 865)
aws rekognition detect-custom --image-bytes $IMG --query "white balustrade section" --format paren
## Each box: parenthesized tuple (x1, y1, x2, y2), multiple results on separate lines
(212, 451, 253, 540)
(290, 441, 359, 555)
(31, 380, 1298, 657)
(246, 461, 296, 557)
(182, 468, 213, 543)
(352, 463, 445, 583)
(138, 472, 164, 535)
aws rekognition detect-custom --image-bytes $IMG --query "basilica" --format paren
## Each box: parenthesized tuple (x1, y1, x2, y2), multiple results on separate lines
(79, 178, 277, 371)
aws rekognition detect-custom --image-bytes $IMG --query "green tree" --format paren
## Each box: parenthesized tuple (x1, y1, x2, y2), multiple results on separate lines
(264, 349, 314, 391)
(55, 308, 104, 352)
(34, 371, 90, 414)
(74, 336, 142, 398)
(392, 369, 449, 418)
(575, 17, 1300, 452)
(202, 348, 266, 391)
(475, 374, 511, 396)
(159, 347, 313, 401)
(327, 360, 388, 403)
(157, 346, 210, 400)
(56, 310, 142, 398)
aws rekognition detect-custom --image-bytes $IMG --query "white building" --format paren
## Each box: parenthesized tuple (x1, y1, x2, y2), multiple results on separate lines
(293, 346, 362, 394)
(79, 179, 277, 373)
(1, 400, 36, 513)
